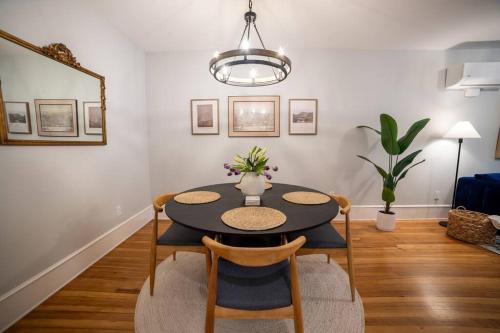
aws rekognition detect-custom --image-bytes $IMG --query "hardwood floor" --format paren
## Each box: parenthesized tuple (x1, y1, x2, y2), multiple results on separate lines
(6, 220, 500, 332)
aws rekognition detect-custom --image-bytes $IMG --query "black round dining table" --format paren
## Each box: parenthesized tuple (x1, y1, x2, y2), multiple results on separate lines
(164, 183, 339, 236)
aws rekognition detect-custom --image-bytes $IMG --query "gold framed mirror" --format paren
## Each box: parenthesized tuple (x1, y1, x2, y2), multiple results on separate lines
(0, 29, 106, 145)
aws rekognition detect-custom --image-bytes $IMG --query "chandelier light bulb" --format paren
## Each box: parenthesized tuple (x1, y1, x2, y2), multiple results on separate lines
(250, 68, 257, 78)
(222, 66, 229, 75)
(241, 39, 250, 50)
(278, 47, 285, 56)
(213, 51, 220, 58)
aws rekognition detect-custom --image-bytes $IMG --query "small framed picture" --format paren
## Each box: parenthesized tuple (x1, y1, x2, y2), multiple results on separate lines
(289, 99, 318, 135)
(4, 102, 32, 134)
(35, 99, 78, 137)
(228, 96, 280, 137)
(191, 99, 219, 135)
(495, 128, 500, 159)
(83, 102, 103, 135)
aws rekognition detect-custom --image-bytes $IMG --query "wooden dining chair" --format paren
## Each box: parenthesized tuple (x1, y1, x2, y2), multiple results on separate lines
(288, 193, 356, 301)
(150, 192, 212, 296)
(202, 235, 306, 333)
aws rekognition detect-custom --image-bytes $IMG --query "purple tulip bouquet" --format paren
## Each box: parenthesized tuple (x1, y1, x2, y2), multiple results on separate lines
(224, 146, 278, 180)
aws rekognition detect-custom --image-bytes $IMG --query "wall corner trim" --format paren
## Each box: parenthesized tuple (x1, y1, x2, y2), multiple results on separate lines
(0, 205, 153, 332)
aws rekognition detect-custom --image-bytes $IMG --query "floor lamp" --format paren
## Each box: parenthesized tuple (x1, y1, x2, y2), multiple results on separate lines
(439, 121, 481, 227)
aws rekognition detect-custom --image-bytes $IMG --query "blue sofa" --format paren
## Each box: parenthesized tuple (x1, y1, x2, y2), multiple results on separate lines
(455, 173, 500, 215)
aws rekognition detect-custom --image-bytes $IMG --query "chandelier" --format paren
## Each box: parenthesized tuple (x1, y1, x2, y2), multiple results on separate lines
(209, 0, 292, 87)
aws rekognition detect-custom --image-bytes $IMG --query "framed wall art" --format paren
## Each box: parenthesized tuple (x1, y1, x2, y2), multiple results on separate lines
(289, 99, 318, 135)
(83, 102, 103, 135)
(496, 128, 500, 159)
(191, 99, 219, 135)
(3, 102, 32, 134)
(35, 99, 78, 137)
(228, 95, 280, 137)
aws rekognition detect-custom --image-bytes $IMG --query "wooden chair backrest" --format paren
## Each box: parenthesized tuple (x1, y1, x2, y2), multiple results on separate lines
(151, 192, 177, 243)
(153, 192, 176, 213)
(202, 236, 306, 267)
(329, 193, 351, 215)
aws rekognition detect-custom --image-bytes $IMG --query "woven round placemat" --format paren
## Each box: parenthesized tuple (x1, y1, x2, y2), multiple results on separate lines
(234, 182, 273, 190)
(282, 191, 331, 205)
(221, 207, 286, 231)
(174, 191, 221, 204)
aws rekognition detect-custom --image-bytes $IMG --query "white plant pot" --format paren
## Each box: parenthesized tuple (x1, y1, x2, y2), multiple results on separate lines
(376, 211, 396, 231)
(239, 172, 265, 196)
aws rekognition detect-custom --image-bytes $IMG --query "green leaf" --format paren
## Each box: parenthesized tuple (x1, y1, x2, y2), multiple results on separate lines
(356, 125, 381, 135)
(396, 159, 425, 184)
(357, 155, 388, 178)
(380, 114, 400, 155)
(392, 150, 422, 177)
(249, 146, 258, 161)
(397, 118, 430, 154)
(382, 187, 395, 203)
(384, 174, 395, 191)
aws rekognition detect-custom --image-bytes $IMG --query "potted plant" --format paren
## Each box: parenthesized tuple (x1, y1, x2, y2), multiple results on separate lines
(224, 146, 278, 196)
(357, 114, 430, 231)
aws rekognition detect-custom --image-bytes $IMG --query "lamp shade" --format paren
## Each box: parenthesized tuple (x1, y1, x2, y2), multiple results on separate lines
(443, 121, 481, 139)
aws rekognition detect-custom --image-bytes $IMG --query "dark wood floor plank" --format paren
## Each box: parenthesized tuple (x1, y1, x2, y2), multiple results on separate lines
(6, 220, 500, 332)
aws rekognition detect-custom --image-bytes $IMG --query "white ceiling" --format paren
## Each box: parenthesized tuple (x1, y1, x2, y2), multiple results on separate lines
(89, 0, 500, 52)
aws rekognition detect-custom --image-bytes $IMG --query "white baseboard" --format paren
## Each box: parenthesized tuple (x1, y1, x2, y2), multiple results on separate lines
(335, 204, 450, 220)
(0, 205, 153, 332)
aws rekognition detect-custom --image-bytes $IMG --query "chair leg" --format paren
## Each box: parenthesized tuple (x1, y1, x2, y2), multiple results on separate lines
(173, 251, 176, 261)
(205, 257, 217, 333)
(290, 256, 304, 333)
(293, 308, 304, 333)
(149, 244, 157, 296)
(327, 254, 331, 264)
(347, 246, 356, 302)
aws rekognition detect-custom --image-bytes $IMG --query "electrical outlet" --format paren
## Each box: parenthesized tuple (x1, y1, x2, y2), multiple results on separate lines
(434, 190, 440, 201)
(116, 205, 123, 216)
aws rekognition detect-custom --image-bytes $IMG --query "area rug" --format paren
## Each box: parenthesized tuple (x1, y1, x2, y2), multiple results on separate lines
(135, 253, 365, 332)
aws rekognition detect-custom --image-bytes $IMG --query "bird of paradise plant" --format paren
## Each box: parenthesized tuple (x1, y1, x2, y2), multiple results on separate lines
(357, 114, 430, 214)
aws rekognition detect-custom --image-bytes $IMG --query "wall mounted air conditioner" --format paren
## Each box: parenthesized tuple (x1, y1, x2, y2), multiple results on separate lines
(445, 62, 500, 97)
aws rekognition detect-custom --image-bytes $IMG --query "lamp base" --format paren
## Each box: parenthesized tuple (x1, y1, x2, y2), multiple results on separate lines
(439, 220, 448, 228)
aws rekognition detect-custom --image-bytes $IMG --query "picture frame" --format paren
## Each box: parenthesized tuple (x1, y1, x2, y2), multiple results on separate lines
(35, 99, 78, 137)
(228, 96, 280, 137)
(190, 99, 219, 135)
(289, 99, 318, 135)
(83, 102, 103, 135)
(496, 128, 500, 159)
(0, 29, 106, 146)
(3, 102, 32, 134)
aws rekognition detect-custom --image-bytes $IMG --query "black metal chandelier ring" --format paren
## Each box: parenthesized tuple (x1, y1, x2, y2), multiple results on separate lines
(210, 49, 292, 87)
(208, 0, 292, 87)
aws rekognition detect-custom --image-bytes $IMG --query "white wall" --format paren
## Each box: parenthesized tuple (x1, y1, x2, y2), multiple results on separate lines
(146, 48, 500, 217)
(0, 0, 151, 299)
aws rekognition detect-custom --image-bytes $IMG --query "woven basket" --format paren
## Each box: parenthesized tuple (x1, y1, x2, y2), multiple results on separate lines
(447, 207, 496, 244)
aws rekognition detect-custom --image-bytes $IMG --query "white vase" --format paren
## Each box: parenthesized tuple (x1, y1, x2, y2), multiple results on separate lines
(376, 211, 396, 231)
(239, 172, 265, 196)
